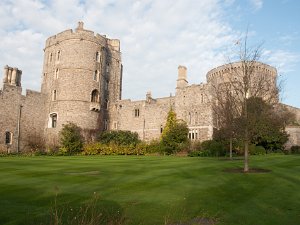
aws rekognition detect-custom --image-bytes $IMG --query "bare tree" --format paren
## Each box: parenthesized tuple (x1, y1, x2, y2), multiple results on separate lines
(210, 33, 279, 172)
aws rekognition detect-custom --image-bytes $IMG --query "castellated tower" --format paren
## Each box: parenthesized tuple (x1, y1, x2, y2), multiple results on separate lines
(41, 22, 122, 145)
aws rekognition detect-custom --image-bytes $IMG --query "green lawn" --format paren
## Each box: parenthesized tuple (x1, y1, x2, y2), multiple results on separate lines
(0, 155, 299, 225)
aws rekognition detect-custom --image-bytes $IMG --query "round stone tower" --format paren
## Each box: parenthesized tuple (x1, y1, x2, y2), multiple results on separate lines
(41, 22, 122, 145)
(206, 61, 278, 102)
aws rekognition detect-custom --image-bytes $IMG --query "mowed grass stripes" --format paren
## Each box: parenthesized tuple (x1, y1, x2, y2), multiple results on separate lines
(0, 155, 299, 225)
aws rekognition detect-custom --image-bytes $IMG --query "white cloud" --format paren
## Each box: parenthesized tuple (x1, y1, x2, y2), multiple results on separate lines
(263, 49, 300, 74)
(249, 0, 263, 11)
(0, 0, 239, 99)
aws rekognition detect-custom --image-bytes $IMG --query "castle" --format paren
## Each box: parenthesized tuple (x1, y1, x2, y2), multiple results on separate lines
(1, 22, 300, 153)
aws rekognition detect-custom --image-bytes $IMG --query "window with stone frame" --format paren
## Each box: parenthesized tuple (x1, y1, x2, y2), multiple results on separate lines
(50, 113, 57, 128)
(91, 89, 100, 103)
(5, 131, 13, 145)
(55, 68, 59, 79)
(57, 50, 61, 61)
(52, 90, 57, 101)
(134, 109, 140, 117)
(93, 70, 99, 81)
(96, 51, 101, 62)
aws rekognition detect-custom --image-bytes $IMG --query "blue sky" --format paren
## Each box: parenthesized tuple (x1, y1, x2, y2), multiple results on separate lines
(0, 0, 299, 107)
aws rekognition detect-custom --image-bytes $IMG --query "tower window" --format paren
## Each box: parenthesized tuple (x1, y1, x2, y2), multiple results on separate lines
(5, 131, 13, 145)
(105, 99, 109, 109)
(201, 94, 204, 103)
(55, 68, 59, 79)
(49, 113, 57, 128)
(134, 109, 140, 117)
(49, 53, 53, 63)
(91, 89, 99, 103)
(160, 125, 163, 133)
(57, 50, 61, 61)
(93, 70, 99, 81)
(52, 90, 57, 101)
(96, 51, 101, 62)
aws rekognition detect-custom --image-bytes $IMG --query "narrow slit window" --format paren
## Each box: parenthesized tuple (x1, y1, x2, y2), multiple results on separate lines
(57, 50, 61, 61)
(53, 90, 57, 101)
(96, 51, 101, 62)
(49, 53, 53, 63)
(94, 70, 99, 81)
(55, 68, 59, 79)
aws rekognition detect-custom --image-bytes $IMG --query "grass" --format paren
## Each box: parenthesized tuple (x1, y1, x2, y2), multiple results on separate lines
(0, 155, 299, 225)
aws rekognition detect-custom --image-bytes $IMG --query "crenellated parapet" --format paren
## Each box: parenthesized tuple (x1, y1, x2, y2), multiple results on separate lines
(206, 61, 277, 84)
(45, 22, 121, 59)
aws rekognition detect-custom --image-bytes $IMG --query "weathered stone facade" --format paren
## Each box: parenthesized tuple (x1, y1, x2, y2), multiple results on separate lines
(0, 22, 299, 152)
(0, 66, 45, 153)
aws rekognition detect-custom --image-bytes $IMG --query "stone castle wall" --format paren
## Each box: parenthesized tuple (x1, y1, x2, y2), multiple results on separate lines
(113, 95, 175, 141)
(1, 23, 300, 152)
(0, 82, 44, 153)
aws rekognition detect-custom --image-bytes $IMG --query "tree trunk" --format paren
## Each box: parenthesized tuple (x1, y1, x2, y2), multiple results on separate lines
(229, 137, 233, 160)
(244, 128, 249, 172)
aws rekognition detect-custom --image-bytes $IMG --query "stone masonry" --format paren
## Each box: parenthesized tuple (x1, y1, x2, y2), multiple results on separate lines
(0, 22, 299, 152)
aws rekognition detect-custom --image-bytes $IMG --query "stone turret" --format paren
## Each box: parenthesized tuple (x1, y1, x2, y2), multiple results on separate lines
(2, 65, 22, 87)
(176, 65, 188, 89)
(41, 22, 122, 145)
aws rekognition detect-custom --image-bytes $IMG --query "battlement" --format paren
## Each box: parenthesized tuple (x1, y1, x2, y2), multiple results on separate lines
(45, 22, 121, 52)
(206, 61, 277, 82)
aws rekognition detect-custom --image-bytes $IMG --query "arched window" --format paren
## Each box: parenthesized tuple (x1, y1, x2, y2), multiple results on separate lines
(201, 94, 204, 103)
(5, 131, 12, 145)
(52, 90, 57, 101)
(96, 51, 101, 62)
(49, 113, 57, 128)
(91, 90, 99, 103)
(195, 112, 198, 125)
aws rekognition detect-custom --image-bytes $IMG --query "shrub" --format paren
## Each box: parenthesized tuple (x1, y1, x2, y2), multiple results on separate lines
(290, 145, 300, 154)
(82, 142, 148, 156)
(98, 130, 140, 146)
(59, 123, 83, 155)
(201, 140, 226, 157)
(249, 145, 266, 155)
(145, 140, 162, 154)
(188, 140, 226, 157)
(160, 109, 189, 154)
